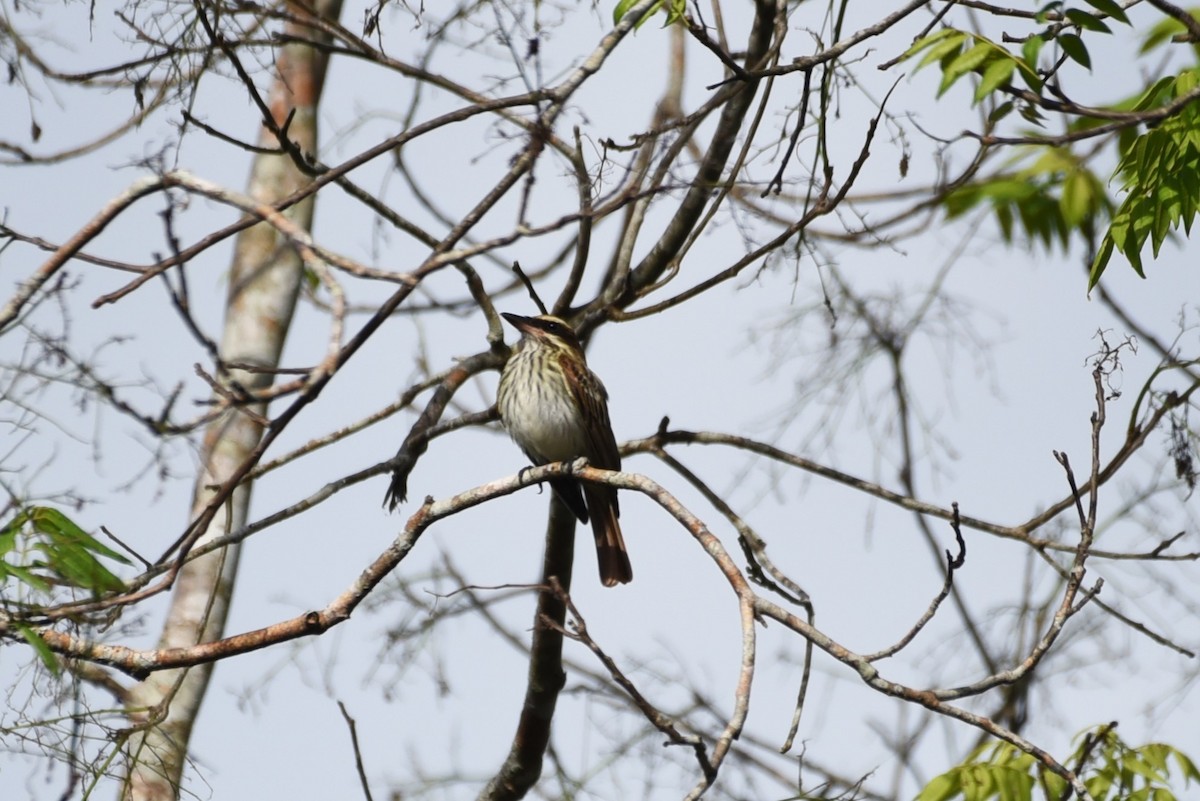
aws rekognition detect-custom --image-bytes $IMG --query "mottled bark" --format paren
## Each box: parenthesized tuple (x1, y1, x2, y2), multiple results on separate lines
(121, 4, 343, 799)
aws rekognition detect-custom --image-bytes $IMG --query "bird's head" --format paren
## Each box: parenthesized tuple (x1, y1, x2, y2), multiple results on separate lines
(501, 312, 584, 353)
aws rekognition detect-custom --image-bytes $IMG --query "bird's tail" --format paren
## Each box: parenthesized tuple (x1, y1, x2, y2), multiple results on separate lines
(585, 485, 632, 587)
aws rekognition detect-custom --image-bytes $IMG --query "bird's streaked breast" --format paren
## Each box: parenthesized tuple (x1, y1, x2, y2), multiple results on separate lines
(498, 343, 590, 464)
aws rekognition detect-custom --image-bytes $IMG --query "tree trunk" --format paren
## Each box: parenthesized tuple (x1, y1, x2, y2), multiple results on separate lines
(121, 5, 343, 798)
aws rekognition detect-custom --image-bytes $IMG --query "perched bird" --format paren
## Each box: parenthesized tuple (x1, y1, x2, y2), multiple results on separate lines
(496, 312, 633, 587)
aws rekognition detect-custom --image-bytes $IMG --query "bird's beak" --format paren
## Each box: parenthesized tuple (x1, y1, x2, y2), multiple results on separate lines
(501, 312, 536, 334)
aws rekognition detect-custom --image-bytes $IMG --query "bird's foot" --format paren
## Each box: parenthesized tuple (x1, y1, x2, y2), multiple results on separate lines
(518, 464, 545, 494)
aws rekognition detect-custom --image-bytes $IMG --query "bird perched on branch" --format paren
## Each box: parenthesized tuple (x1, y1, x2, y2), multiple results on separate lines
(496, 312, 633, 587)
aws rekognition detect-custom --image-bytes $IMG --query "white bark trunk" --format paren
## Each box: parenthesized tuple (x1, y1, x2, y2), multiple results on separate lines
(121, 5, 341, 797)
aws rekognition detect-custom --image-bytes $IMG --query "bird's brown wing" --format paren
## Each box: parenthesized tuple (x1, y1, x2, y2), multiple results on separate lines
(564, 358, 616, 462)
(563, 360, 621, 469)
(575, 366, 633, 585)
(561, 352, 631, 585)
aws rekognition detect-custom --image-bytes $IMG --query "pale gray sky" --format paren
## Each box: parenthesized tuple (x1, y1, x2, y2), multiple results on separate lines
(2, 2, 1198, 800)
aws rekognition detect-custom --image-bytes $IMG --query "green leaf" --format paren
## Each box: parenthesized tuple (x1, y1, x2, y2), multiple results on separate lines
(0, 520, 17, 557)
(900, 28, 962, 60)
(1142, 744, 1171, 776)
(1066, 9, 1112, 33)
(916, 32, 969, 71)
(1152, 198, 1172, 255)
(1177, 69, 1199, 95)
(940, 42, 994, 96)
(1060, 169, 1094, 226)
(1017, 68, 1044, 94)
(916, 772, 960, 801)
(1042, 769, 1070, 800)
(664, 0, 686, 25)
(29, 507, 130, 564)
(996, 202, 1015, 241)
(1059, 33, 1092, 69)
(920, 728, 1199, 801)
(962, 764, 991, 801)
(5, 506, 131, 595)
(1128, 237, 1147, 278)
(2, 562, 52, 593)
(1132, 76, 1180, 112)
(1084, 0, 1130, 24)
(1125, 749, 1168, 782)
(988, 100, 1016, 124)
(1171, 750, 1200, 782)
(1088, 770, 1115, 800)
(1036, 1, 1064, 25)
(996, 765, 1021, 801)
(16, 623, 61, 676)
(1022, 34, 1045, 69)
(613, 0, 636, 24)
(975, 57, 1015, 104)
(1019, 102, 1047, 125)
(1141, 11, 1200, 52)
(1091, 235, 1115, 288)
(613, 0, 663, 26)
(33, 547, 125, 594)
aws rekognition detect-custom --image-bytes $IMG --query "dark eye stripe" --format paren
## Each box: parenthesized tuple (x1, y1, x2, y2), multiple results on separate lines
(535, 319, 564, 335)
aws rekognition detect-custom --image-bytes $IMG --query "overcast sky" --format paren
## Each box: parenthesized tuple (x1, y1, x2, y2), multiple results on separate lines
(2, 2, 1198, 800)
